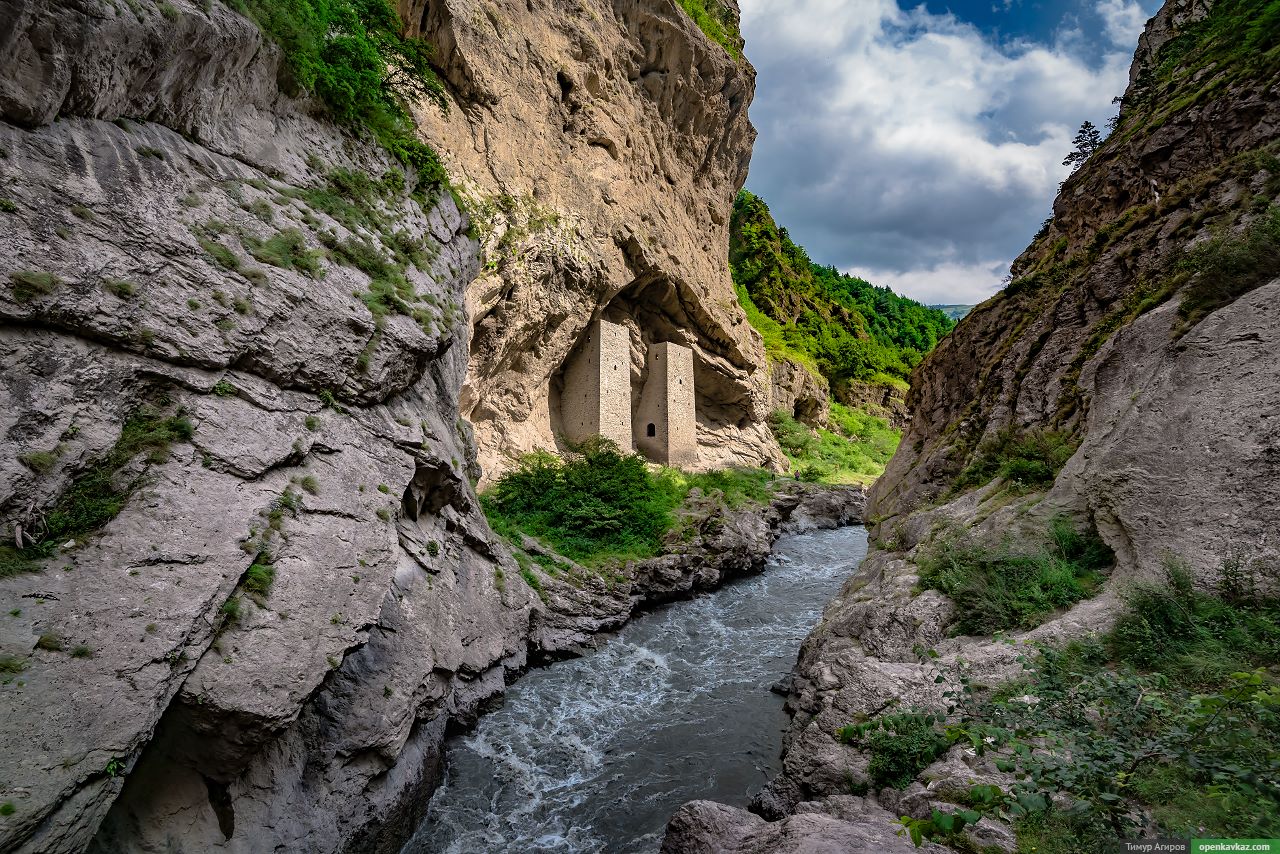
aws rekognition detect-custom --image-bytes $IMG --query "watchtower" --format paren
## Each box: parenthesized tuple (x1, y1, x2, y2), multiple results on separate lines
(635, 341, 697, 467)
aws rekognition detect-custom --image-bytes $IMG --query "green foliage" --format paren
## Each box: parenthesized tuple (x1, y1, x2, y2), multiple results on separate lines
(768, 404, 901, 485)
(917, 518, 1113, 635)
(852, 581, 1280, 848)
(104, 278, 138, 299)
(1108, 558, 1280, 686)
(954, 427, 1075, 494)
(731, 190, 954, 386)
(221, 596, 242, 623)
(659, 466, 776, 510)
(200, 238, 242, 271)
(484, 437, 679, 564)
(0, 198, 17, 213)
(36, 633, 63, 651)
(0, 802, 15, 816)
(8, 270, 61, 303)
(70, 645, 93, 658)
(838, 712, 951, 789)
(19, 448, 61, 474)
(229, 0, 448, 189)
(0, 408, 195, 578)
(673, 0, 742, 59)
(1176, 204, 1280, 330)
(244, 229, 323, 276)
(243, 563, 275, 597)
(0, 656, 22, 674)
(213, 380, 237, 397)
(300, 475, 320, 495)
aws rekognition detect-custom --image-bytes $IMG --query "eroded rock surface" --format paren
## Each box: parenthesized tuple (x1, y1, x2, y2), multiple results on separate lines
(402, 0, 784, 479)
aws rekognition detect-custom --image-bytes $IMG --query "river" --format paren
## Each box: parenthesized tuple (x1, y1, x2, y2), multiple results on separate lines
(403, 526, 868, 854)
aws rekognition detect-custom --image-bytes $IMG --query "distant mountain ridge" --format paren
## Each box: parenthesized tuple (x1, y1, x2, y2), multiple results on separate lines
(927, 303, 974, 321)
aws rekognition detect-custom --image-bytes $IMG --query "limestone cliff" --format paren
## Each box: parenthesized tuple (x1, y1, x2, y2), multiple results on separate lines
(0, 0, 783, 851)
(398, 0, 785, 479)
(664, 0, 1280, 849)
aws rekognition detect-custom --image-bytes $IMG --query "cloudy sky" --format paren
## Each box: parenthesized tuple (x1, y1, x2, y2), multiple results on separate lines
(737, 0, 1162, 306)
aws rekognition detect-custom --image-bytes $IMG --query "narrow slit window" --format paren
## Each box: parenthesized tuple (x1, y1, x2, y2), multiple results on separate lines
(646, 423, 656, 437)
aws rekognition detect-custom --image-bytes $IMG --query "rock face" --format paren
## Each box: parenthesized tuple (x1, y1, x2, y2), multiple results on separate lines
(0, 0, 798, 851)
(666, 0, 1280, 850)
(399, 0, 785, 480)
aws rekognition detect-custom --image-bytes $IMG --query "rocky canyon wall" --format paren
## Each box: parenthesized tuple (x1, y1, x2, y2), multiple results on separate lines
(398, 0, 785, 479)
(0, 0, 793, 850)
(664, 0, 1280, 849)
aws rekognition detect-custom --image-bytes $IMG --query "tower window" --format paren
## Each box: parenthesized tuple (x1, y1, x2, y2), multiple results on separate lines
(646, 423, 656, 437)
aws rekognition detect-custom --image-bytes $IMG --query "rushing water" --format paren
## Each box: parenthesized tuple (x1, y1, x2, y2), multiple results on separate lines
(404, 526, 868, 854)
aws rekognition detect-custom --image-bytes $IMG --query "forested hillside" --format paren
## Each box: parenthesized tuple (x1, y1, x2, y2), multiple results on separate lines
(729, 189, 954, 389)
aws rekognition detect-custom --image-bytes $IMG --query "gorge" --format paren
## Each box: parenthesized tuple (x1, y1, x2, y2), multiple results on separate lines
(1, 0, 1278, 852)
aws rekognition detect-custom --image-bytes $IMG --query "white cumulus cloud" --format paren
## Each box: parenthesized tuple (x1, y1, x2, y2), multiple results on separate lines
(738, 0, 1149, 306)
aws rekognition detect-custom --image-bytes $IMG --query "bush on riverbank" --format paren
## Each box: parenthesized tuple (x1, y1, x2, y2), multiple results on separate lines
(482, 437, 777, 566)
(843, 559, 1280, 850)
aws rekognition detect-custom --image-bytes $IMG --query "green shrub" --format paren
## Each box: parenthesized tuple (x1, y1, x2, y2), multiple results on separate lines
(0, 656, 27, 674)
(229, 0, 448, 188)
(917, 517, 1113, 635)
(136, 146, 165, 159)
(0, 802, 14, 816)
(70, 204, 95, 220)
(839, 712, 952, 789)
(221, 596, 241, 622)
(485, 438, 677, 564)
(1177, 204, 1280, 330)
(242, 563, 275, 597)
(8, 270, 61, 303)
(954, 427, 1076, 493)
(36, 633, 63, 651)
(70, 645, 93, 658)
(0, 198, 17, 213)
(213, 380, 237, 397)
(305, 415, 320, 430)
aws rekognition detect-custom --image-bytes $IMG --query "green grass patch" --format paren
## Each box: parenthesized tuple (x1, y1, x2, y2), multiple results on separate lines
(674, 0, 742, 59)
(917, 517, 1114, 635)
(242, 563, 275, 597)
(953, 427, 1076, 494)
(769, 404, 900, 485)
(243, 229, 323, 276)
(8, 270, 61, 303)
(0, 408, 195, 578)
(1176, 204, 1280, 331)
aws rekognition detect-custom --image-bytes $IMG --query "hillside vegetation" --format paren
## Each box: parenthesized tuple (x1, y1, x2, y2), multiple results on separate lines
(730, 190, 954, 388)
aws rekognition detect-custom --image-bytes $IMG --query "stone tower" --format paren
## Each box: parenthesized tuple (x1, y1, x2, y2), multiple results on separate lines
(560, 318, 633, 450)
(635, 341, 697, 467)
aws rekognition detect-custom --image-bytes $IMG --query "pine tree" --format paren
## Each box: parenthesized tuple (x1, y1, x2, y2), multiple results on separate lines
(1063, 120, 1103, 170)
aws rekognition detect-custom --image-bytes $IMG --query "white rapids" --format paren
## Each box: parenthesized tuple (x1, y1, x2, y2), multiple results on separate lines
(403, 526, 868, 854)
